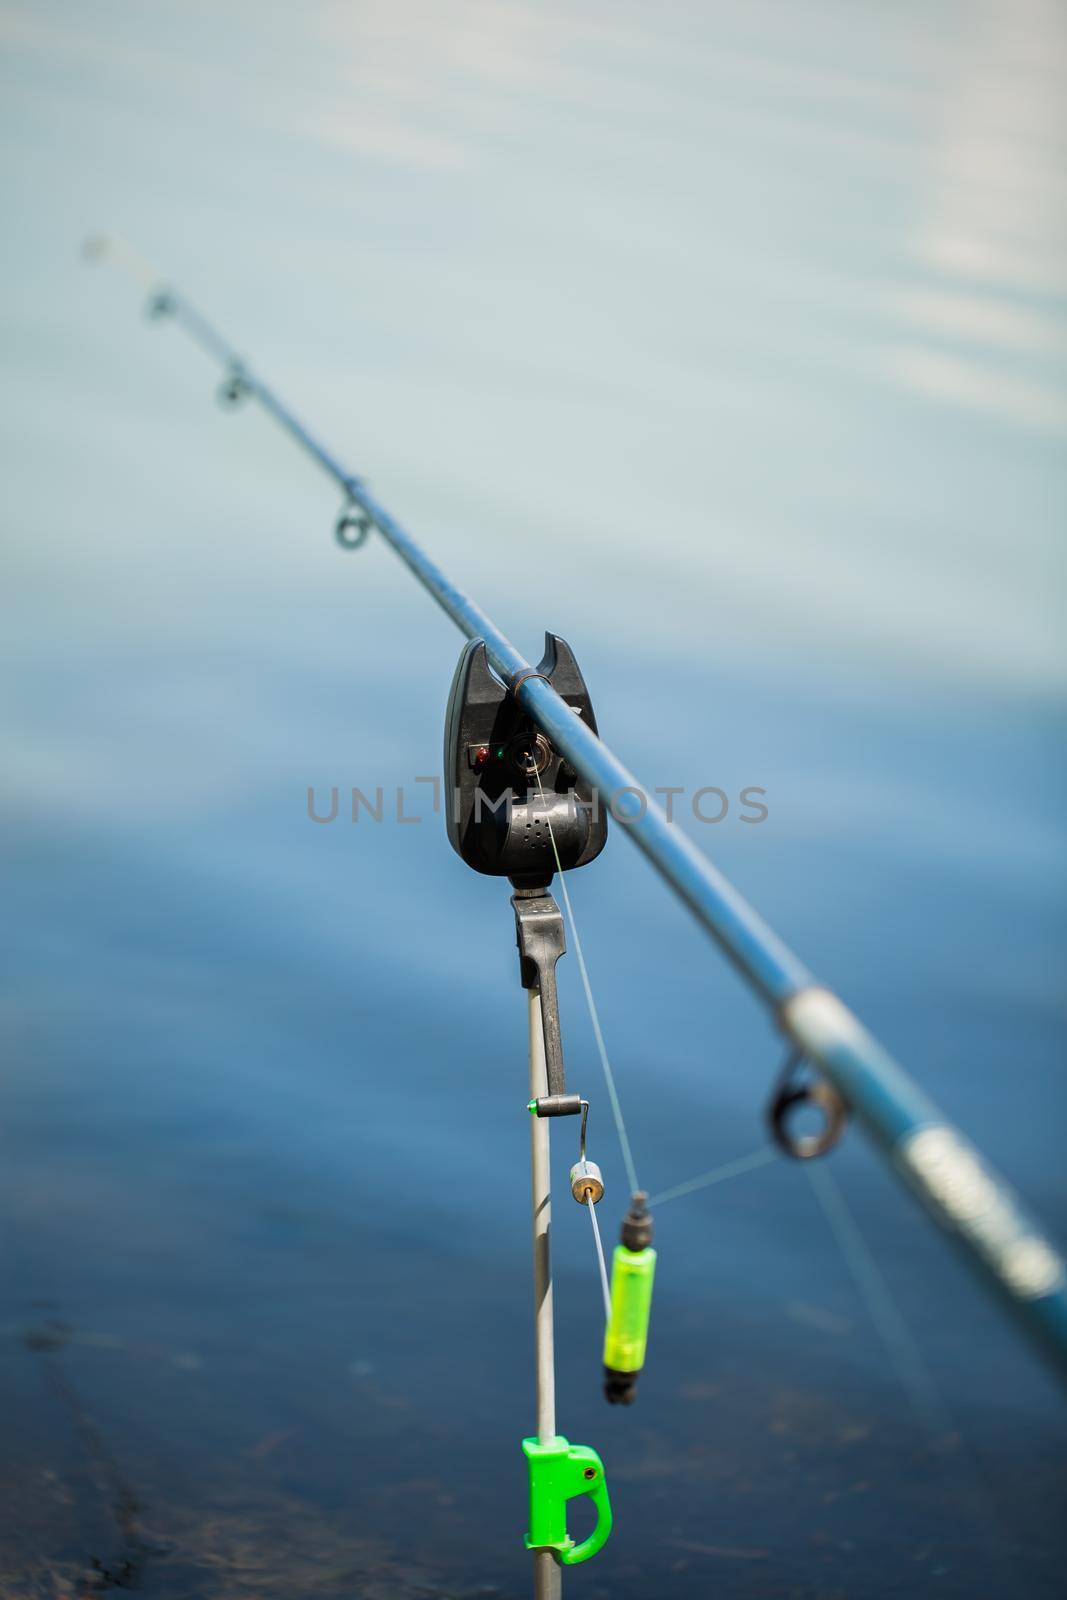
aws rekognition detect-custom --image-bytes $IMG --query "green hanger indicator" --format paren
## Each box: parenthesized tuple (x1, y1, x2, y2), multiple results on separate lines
(603, 1243, 657, 1374)
(522, 1435, 612, 1565)
(603, 1193, 657, 1405)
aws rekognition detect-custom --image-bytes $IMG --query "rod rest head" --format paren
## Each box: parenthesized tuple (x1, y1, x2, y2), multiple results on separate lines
(443, 632, 608, 889)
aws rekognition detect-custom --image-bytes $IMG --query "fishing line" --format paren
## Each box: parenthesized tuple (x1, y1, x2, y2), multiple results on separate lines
(805, 1161, 1023, 1581)
(533, 768, 640, 1197)
(532, 760, 774, 1218)
(648, 1145, 778, 1208)
(588, 1198, 612, 1321)
(806, 1161, 952, 1444)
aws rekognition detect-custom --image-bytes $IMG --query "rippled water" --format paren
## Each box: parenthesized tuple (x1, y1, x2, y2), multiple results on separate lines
(2, 1, 1066, 1595)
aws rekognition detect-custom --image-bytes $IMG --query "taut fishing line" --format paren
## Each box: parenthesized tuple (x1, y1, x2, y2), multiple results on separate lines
(533, 769, 640, 1198)
(648, 1145, 778, 1208)
(805, 1161, 1017, 1583)
(588, 1200, 611, 1322)
(806, 1161, 952, 1444)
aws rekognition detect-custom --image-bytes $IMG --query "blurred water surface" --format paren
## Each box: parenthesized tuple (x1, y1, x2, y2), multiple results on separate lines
(1, 1, 1065, 1595)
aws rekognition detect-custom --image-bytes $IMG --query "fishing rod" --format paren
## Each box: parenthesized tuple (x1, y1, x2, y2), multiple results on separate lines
(86, 238, 1067, 1403)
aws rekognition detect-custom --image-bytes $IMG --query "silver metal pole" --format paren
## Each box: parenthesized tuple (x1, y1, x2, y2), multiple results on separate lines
(528, 986, 562, 1600)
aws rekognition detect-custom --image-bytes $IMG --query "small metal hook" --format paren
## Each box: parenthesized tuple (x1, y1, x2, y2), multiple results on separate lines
(570, 1100, 604, 1204)
(334, 496, 372, 550)
(767, 1047, 848, 1160)
(217, 364, 249, 409)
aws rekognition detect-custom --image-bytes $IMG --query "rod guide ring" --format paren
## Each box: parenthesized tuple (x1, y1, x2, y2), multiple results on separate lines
(768, 1077, 848, 1160)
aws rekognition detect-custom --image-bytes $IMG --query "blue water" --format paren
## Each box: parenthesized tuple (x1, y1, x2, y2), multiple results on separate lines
(2, 1, 1065, 1594)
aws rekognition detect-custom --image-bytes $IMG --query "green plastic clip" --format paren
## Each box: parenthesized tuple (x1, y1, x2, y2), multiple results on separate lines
(522, 1435, 612, 1565)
